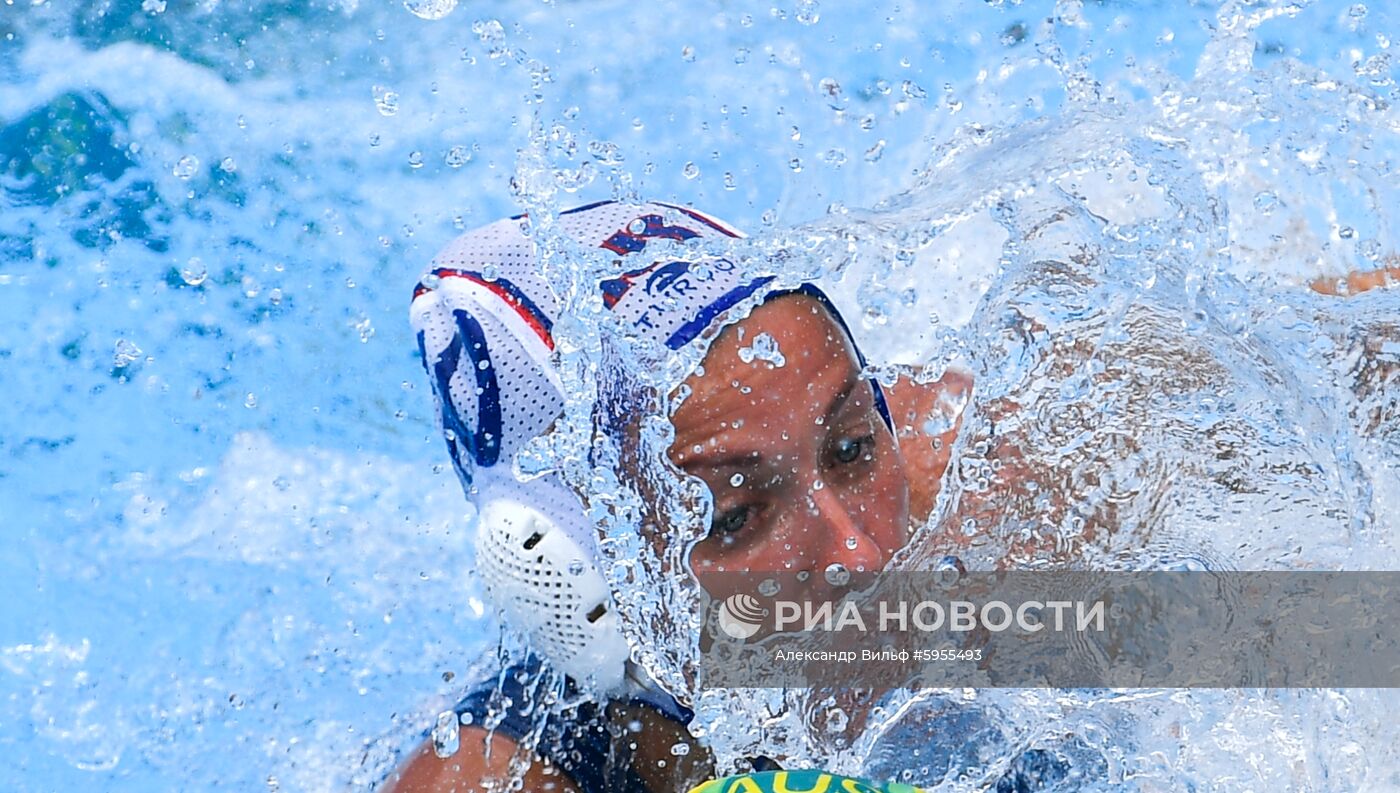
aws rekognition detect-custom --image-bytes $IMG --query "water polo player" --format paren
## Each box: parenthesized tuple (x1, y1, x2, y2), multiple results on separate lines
(386, 200, 1399, 793)
(386, 201, 969, 792)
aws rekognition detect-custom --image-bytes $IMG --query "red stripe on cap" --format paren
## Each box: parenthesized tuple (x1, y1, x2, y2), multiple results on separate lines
(421, 270, 555, 351)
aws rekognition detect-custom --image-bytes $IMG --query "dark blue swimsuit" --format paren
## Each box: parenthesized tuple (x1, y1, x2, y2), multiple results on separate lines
(451, 658, 1077, 793)
(452, 657, 718, 793)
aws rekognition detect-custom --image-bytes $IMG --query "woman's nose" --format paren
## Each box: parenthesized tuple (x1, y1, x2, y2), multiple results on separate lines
(806, 479, 888, 573)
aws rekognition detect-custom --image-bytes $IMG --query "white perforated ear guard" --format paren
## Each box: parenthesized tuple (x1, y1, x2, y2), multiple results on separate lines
(473, 481, 632, 694)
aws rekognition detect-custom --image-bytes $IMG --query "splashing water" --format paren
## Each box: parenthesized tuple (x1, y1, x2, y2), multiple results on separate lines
(529, 1, 1400, 788)
(738, 332, 788, 368)
(2, 0, 1398, 791)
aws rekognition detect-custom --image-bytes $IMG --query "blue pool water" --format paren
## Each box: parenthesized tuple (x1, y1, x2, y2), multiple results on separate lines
(2, 0, 1398, 790)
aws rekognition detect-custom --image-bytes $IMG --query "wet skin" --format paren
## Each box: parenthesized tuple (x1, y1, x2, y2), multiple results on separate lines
(669, 293, 913, 578)
(388, 265, 1400, 793)
(386, 294, 970, 793)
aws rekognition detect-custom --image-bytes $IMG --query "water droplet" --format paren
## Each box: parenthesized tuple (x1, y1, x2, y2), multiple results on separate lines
(681, 45, 696, 62)
(432, 710, 460, 757)
(824, 563, 850, 586)
(588, 140, 624, 165)
(141, 0, 166, 12)
(845, 536, 859, 550)
(356, 318, 376, 343)
(180, 258, 207, 286)
(113, 339, 142, 368)
(737, 332, 786, 367)
(273, 475, 291, 491)
(173, 155, 199, 179)
(408, 151, 424, 169)
(244, 393, 258, 409)
(723, 172, 736, 190)
(421, 272, 442, 290)
(403, 0, 457, 20)
(729, 473, 745, 487)
(1346, 3, 1368, 30)
(1253, 191, 1280, 213)
(788, 158, 803, 173)
(683, 162, 700, 179)
(864, 140, 886, 162)
(445, 145, 471, 168)
(864, 300, 889, 326)
(734, 47, 750, 64)
(740, 13, 753, 26)
(795, 0, 820, 25)
(555, 161, 598, 192)
(935, 556, 962, 588)
(821, 148, 847, 167)
(825, 705, 848, 733)
(373, 85, 399, 116)
(758, 578, 781, 596)
(473, 18, 505, 49)
(670, 742, 691, 756)
(568, 560, 586, 575)
(1000, 21, 1027, 46)
(628, 217, 647, 234)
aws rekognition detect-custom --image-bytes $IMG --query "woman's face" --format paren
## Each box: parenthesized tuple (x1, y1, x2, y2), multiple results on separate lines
(668, 294, 911, 577)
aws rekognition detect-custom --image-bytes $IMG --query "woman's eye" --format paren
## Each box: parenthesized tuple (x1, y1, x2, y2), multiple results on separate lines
(833, 433, 875, 464)
(711, 505, 751, 536)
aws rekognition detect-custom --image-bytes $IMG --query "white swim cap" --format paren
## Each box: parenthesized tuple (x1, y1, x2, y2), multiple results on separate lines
(410, 201, 888, 692)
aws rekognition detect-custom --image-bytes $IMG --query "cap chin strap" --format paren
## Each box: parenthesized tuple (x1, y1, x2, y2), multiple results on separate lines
(474, 497, 644, 697)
